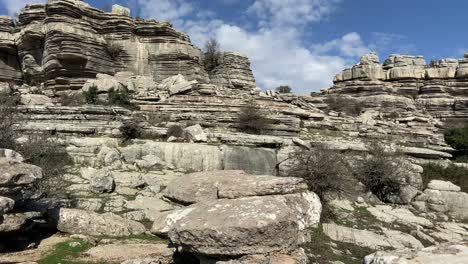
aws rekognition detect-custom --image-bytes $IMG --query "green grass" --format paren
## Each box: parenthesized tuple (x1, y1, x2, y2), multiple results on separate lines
(306, 225, 374, 264)
(37, 239, 104, 264)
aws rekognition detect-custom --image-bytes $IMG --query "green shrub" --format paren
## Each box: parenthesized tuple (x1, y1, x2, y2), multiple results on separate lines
(325, 96, 363, 117)
(106, 40, 123, 60)
(444, 126, 468, 161)
(167, 125, 184, 138)
(238, 102, 273, 134)
(353, 143, 406, 202)
(59, 92, 86, 106)
(421, 163, 468, 192)
(288, 144, 352, 201)
(83, 85, 99, 104)
(120, 119, 143, 141)
(0, 93, 21, 150)
(108, 87, 138, 110)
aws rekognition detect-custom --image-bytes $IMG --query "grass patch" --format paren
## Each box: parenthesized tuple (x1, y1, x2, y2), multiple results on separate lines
(37, 239, 103, 264)
(306, 225, 373, 264)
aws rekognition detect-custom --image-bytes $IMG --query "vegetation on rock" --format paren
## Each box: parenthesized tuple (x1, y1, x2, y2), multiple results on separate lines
(204, 38, 222, 72)
(288, 144, 352, 200)
(238, 101, 273, 134)
(353, 143, 406, 202)
(83, 85, 99, 104)
(422, 163, 468, 192)
(325, 96, 363, 117)
(167, 124, 185, 138)
(106, 40, 123, 61)
(0, 93, 20, 150)
(444, 125, 468, 161)
(120, 119, 143, 141)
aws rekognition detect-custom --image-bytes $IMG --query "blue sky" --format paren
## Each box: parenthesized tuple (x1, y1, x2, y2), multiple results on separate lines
(1, 0, 467, 94)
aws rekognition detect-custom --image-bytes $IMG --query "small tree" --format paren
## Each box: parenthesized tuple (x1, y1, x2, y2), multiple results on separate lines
(204, 38, 222, 72)
(167, 125, 184, 138)
(238, 101, 272, 134)
(276, 85, 292, 94)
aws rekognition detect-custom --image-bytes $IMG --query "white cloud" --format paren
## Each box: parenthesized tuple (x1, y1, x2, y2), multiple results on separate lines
(248, 0, 341, 27)
(215, 25, 349, 92)
(311, 32, 371, 58)
(135, 0, 192, 24)
(0, 0, 46, 16)
(132, 0, 365, 94)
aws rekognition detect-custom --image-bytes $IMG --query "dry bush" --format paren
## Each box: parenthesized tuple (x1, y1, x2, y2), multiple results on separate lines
(0, 93, 20, 150)
(59, 92, 86, 106)
(238, 102, 273, 134)
(83, 85, 99, 104)
(325, 96, 363, 116)
(204, 38, 222, 72)
(106, 40, 123, 60)
(18, 133, 72, 196)
(353, 143, 406, 202)
(167, 125, 184, 138)
(444, 125, 468, 161)
(120, 119, 143, 141)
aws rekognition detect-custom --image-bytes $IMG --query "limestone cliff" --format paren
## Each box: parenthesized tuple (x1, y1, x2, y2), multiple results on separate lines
(1, 0, 256, 93)
(329, 52, 468, 123)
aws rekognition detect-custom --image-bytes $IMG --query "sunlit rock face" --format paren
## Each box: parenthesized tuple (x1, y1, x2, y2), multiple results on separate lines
(329, 52, 468, 123)
(3, 0, 256, 93)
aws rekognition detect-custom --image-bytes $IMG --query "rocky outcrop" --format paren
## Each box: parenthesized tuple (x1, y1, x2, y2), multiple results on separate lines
(363, 243, 468, 264)
(329, 52, 468, 123)
(151, 170, 321, 263)
(413, 180, 468, 220)
(0, 0, 257, 96)
(210, 52, 257, 90)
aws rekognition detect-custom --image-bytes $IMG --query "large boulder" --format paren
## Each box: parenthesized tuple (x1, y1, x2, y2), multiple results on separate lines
(57, 208, 146, 237)
(163, 170, 308, 204)
(168, 192, 321, 256)
(89, 168, 115, 194)
(363, 243, 468, 264)
(415, 181, 468, 220)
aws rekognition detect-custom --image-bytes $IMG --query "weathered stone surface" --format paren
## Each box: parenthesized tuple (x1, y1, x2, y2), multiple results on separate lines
(57, 208, 146, 237)
(89, 168, 115, 194)
(323, 223, 423, 250)
(169, 193, 321, 256)
(184, 124, 208, 142)
(0, 149, 24, 163)
(363, 243, 468, 264)
(367, 205, 434, 228)
(0, 158, 42, 192)
(0, 212, 42, 233)
(0, 196, 14, 215)
(203, 249, 308, 264)
(427, 180, 461, 192)
(163, 170, 308, 204)
(78, 243, 174, 263)
(20, 94, 53, 106)
(210, 52, 256, 90)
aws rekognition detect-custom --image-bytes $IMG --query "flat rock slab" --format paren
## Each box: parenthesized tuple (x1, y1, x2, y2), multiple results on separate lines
(57, 208, 146, 237)
(0, 158, 42, 187)
(323, 223, 422, 250)
(164, 170, 308, 204)
(363, 243, 468, 264)
(169, 192, 321, 256)
(77, 243, 174, 263)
